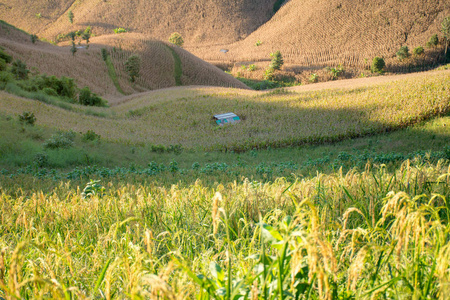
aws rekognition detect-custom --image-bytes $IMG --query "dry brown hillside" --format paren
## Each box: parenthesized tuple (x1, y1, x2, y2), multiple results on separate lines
(0, 23, 247, 102)
(189, 0, 450, 69)
(0, 0, 276, 45)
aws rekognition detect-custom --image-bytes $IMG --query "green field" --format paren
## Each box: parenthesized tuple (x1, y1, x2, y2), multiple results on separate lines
(1, 69, 450, 299)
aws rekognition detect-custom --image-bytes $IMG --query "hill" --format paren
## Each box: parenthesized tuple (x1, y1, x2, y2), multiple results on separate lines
(0, 22, 248, 101)
(189, 0, 450, 70)
(0, 0, 276, 45)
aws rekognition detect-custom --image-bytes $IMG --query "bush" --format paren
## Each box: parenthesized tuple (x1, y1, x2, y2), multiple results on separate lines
(42, 87, 58, 96)
(309, 73, 319, 83)
(0, 49, 12, 63)
(255, 40, 262, 46)
(413, 46, 424, 56)
(33, 75, 77, 100)
(43, 131, 75, 149)
(113, 28, 127, 34)
(31, 34, 38, 44)
(78, 86, 107, 106)
(0, 71, 13, 89)
(169, 32, 184, 47)
(34, 153, 48, 167)
(0, 58, 6, 72)
(371, 57, 385, 73)
(396, 46, 410, 61)
(125, 55, 141, 82)
(18, 111, 36, 126)
(101, 48, 108, 61)
(11, 59, 29, 80)
(426, 34, 439, 48)
(82, 130, 101, 142)
(269, 51, 284, 70)
(264, 68, 275, 81)
(328, 64, 344, 79)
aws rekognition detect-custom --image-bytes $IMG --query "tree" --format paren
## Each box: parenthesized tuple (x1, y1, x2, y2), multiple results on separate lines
(269, 51, 284, 70)
(371, 57, 385, 74)
(441, 16, 450, 56)
(82, 26, 92, 48)
(426, 34, 439, 48)
(125, 55, 141, 82)
(169, 32, 184, 47)
(11, 59, 29, 80)
(71, 42, 77, 56)
(396, 46, 410, 61)
(68, 10, 74, 24)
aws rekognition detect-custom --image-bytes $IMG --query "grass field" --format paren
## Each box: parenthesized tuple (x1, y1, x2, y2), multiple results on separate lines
(1, 158, 449, 299)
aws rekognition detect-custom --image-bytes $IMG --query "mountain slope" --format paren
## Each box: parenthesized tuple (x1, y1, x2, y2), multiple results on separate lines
(0, 0, 276, 45)
(0, 23, 248, 101)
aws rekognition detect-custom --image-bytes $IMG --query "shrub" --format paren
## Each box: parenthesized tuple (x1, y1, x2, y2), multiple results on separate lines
(125, 55, 141, 82)
(68, 10, 74, 24)
(18, 111, 36, 126)
(264, 68, 275, 81)
(70, 42, 77, 56)
(42, 87, 58, 96)
(11, 59, 29, 80)
(113, 28, 127, 34)
(101, 48, 108, 61)
(371, 56, 385, 73)
(0, 71, 13, 89)
(31, 34, 38, 44)
(82, 130, 101, 142)
(0, 58, 6, 72)
(426, 34, 439, 48)
(169, 32, 184, 47)
(396, 46, 410, 60)
(413, 46, 424, 56)
(247, 64, 257, 71)
(309, 73, 319, 83)
(269, 51, 284, 70)
(0, 49, 12, 63)
(33, 75, 77, 100)
(78, 86, 107, 106)
(329, 64, 344, 79)
(255, 40, 262, 46)
(34, 153, 48, 167)
(43, 131, 75, 149)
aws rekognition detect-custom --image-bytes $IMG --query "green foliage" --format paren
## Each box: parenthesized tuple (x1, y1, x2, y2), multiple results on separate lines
(82, 130, 101, 142)
(0, 48, 12, 64)
(101, 48, 108, 61)
(169, 32, 184, 47)
(43, 131, 75, 149)
(81, 180, 105, 199)
(113, 27, 127, 34)
(328, 64, 344, 79)
(269, 50, 284, 70)
(264, 67, 275, 80)
(70, 42, 77, 56)
(78, 86, 107, 107)
(309, 73, 319, 83)
(255, 40, 262, 46)
(81, 26, 91, 48)
(32, 74, 77, 100)
(68, 10, 74, 24)
(426, 34, 439, 48)
(396, 46, 410, 60)
(18, 111, 36, 126)
(0, 58, 6, 72)
(371, 56, 385, 73)
(0, 71, 13, 89)
(247, 64, 257, 71)
(442, 16, 450, 56)
(413, 46, 424, 56)
(30, 34, 38, 44)
(35, 13, 41, 19)
(11, 59, 29, 80)
(125, 55, 141, 83)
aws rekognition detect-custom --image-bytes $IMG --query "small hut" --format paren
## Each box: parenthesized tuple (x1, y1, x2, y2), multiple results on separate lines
(213, 113, 241, 126)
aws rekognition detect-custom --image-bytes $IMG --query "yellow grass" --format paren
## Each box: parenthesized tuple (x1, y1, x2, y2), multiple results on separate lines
(0, 69, 448, 151)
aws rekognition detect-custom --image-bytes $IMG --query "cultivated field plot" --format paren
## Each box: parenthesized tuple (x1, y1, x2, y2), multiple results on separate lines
(1, 70, 448, 151)
(0, 160, 449, 298)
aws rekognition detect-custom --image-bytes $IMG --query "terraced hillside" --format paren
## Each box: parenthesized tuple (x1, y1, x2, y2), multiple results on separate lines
(189, 0, 450, 69)
(0, 0, 276, 44)
(0, 22, 247, 100)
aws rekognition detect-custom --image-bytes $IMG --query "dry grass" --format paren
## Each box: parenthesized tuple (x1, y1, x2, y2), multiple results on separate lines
(0, 0, 275, 45)
(0, 25, 246, 101)
(0, 69, 448, 151)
